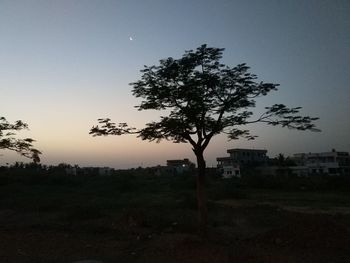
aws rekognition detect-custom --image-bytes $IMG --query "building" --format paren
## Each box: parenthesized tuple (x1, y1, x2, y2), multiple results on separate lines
(293, 149, 350, 175)
(217, 148, 268, 178)
(166, 158, 194, 175)
(226, 148, 268, 166)
(216, 154, 241, 178)
(220, 162, 241, 178)
(217, 148, 267, 166)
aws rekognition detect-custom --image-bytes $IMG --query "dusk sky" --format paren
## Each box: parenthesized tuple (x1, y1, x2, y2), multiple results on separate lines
(1, 0, 350, 168)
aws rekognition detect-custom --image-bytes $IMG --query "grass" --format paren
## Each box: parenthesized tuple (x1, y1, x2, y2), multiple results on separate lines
(0, 170, 350, 262)
(246, 189, 350, 208)
(0, 171, 349, 233)
(0, 172, 198, 234)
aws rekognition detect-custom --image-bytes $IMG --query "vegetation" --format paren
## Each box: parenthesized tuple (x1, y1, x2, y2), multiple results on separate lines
(0, 168, 349, 226)
(0, 116, 41, 162)
(90, 44, 319, 235)
(0, 168, 349, 262)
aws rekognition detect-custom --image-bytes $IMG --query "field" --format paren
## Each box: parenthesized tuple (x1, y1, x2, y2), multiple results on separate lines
(0, 170, 349, 262)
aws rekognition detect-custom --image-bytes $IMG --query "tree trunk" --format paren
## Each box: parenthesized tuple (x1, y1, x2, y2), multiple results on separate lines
(195, 151, 208, 236)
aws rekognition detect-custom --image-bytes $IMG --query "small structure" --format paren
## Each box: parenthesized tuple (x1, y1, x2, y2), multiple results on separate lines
(217, 155, 240, 178)
(293, 149, 350, 175)
(221, 163, 241, 178)
(166, 158, 194, 175)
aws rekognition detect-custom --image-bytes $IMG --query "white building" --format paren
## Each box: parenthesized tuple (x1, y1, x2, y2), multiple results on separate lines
(221, 164, 241, 178)
(216, 155, 241, 178)
(218, 148, 268, 166)
(217, 148, 269, 178)
(293, 149, 350, 175)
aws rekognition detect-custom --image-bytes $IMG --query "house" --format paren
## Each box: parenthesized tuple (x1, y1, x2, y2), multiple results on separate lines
(293, 149, 350, 175)
(220, 162, 241, 178)
(225, 148, 268, 166)
(217, 148, 269, 178)
(166, 158, 194, 175)
(217, 148, 268, 178)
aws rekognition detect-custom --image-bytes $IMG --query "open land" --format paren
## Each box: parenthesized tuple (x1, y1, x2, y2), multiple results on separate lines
(0, 170, 349, 262)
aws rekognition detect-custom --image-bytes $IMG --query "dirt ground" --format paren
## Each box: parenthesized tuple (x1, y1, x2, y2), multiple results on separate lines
(0, 207, 349, 263)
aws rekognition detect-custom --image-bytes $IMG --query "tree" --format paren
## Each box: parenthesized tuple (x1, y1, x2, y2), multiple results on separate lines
(275, 153, 296, 167)
(277, 153, 286, 166)
(0, 117, 41, 163)
(90, 44, 319, 235)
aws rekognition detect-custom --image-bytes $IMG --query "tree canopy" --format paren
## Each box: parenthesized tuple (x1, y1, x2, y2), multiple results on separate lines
(90, 44, 319, 235)
(90, 44, 319, 150)
(0, 117, 41, 163)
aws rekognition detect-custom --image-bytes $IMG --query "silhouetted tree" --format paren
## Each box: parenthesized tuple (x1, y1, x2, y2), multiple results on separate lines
(90, 44, 319, 235)
(274, 153, 296, 167)
(277, 153, 286, 166)
(0, 117, 41, 162)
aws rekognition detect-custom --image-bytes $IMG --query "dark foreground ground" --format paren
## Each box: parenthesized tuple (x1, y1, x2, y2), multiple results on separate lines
(0, 172, 349, 262)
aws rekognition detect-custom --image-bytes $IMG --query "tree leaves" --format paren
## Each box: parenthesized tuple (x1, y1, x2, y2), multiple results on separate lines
(0, 117, 41, 162)
(260, 104, 320, 131)
(90, 119, 137, 137)
(91, 44, 319, 153)
(90, 44, 320, 236)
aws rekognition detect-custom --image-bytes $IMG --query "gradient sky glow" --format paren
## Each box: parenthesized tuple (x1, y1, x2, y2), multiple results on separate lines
(1, 0, 350, 168)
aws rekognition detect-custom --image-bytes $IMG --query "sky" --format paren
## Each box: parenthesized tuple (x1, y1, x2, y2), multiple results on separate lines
(1, 0, 350, 168)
